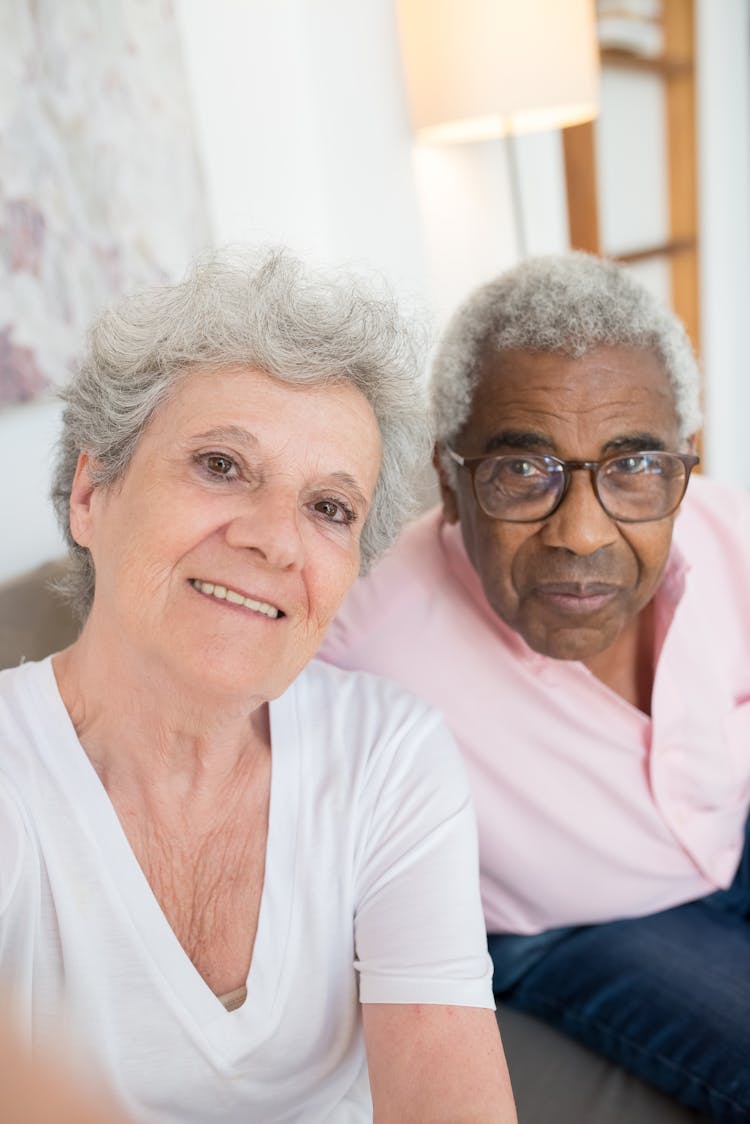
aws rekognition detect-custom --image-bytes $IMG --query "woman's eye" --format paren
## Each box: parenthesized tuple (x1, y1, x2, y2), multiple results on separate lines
(201, 453, 237, 479)
(313, 498, 356, 525)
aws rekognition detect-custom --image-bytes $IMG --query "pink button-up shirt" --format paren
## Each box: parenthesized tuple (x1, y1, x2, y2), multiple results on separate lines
(320, 475, 750, 934)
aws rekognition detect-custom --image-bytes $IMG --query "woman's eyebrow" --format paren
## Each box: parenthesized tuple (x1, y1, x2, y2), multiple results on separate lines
(190, 425, 260, 449)
(327, 472, 371, 511)
(189, 429, 370, 507)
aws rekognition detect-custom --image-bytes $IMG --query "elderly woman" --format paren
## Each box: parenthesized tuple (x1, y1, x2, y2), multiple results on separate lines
(0, 250, 515, 1123)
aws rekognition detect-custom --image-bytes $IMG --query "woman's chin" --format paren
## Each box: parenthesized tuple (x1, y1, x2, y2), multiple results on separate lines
(158, 635, 310, 709)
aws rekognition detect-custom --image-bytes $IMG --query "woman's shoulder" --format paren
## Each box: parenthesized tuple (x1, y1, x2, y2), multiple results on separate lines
(302, 657, 442, 734)
(0, 656, 54, 702)
(0, 658, 57, 762)
(291, 658, 469, 795)
(0, 659, 61, 859)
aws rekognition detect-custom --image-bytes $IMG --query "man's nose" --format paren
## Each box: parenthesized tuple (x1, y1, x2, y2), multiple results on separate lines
(539, 468, 619, 555)
(224, 491, 305, 570)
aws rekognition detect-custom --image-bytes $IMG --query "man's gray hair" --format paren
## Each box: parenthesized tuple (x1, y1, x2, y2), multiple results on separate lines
(431, 252, 702, 459)
(52, 247, 431, 620)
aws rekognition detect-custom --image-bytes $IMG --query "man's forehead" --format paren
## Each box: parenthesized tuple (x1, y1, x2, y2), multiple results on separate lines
(464, 344, 681, 448)
(474, 345, 673, 401)
(476, 342, 666, 377)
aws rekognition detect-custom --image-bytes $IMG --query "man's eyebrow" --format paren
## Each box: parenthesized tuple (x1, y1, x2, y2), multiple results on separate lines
(483, 431, 670, 456)
(485, 431, 553, 453)
(602, 433, 668, 454)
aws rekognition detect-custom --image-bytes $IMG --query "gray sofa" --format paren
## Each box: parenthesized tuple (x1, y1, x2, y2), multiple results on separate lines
(0, 560, 709, 1123)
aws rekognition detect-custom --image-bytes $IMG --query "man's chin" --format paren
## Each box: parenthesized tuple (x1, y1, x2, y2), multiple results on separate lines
(521, 621, 622, 663)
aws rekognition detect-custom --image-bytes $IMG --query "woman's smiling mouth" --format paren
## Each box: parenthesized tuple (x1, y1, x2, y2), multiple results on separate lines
(189, 578, 283, 618)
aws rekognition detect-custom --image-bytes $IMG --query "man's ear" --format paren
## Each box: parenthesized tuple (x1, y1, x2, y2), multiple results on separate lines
(68, 453, 99, 548)
(432, 445, 460, 525)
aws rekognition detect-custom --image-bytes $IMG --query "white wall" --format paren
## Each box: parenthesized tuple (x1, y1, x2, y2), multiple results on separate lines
(0, 396, 64, 579)
(696, 0, 750, 487)
(175, 0, 567, 318)
(1, 0, 748, 584)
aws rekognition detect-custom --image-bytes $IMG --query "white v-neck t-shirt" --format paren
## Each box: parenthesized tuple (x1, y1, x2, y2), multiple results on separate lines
(0, 657, 492, 1123)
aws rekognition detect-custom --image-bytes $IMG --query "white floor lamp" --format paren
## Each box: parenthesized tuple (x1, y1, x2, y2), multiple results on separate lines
(396, 0, 600, 259)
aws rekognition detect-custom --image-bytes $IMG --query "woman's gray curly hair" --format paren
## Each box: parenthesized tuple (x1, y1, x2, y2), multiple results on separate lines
(51, 247, 431, 620)
(431, 252, 702, 477)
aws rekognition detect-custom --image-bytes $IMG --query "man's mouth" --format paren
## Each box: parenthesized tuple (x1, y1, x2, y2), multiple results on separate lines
(532, 582, 620, 613)
(189, 578, 283, 619)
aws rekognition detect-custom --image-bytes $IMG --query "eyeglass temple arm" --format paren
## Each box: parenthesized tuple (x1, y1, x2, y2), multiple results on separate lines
(443, 446, 466, 467)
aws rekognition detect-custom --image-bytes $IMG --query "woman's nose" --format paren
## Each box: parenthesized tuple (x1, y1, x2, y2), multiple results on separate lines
(224, 492, 305, 570)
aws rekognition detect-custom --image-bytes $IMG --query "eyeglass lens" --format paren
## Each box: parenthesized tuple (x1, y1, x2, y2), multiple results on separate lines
(473, 452, 690, 522)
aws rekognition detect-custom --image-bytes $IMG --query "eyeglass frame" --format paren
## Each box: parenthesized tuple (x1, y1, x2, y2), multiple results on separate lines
(443, 445, 700, 524)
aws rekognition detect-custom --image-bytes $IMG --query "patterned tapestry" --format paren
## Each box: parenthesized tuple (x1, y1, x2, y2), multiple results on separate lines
(0, 0, 211, 408)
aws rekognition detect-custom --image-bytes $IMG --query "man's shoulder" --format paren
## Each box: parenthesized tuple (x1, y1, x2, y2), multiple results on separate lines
(320, 507, 450, 662)
(367, 506, 447, 582)
(675, 474, 750, 554)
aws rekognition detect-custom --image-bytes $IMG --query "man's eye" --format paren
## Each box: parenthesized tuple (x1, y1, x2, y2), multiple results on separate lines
(616, 454, 656, 475)
(512, 460, 534, 477)
(505, 458, 544, 479)
(313, 498, 356, 524)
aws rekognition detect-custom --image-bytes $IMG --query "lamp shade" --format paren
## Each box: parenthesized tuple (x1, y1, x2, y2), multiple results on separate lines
(396, 0, 599, 143)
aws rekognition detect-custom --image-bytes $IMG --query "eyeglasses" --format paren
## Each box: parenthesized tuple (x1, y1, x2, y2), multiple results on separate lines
(444, 447, 700, 524)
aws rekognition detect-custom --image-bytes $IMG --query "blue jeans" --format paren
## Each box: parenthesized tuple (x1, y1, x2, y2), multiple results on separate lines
(489, 816, 750, 1122)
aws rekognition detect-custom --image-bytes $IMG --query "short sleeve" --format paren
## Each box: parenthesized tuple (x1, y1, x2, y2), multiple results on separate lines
(353, 706, 494, 1009)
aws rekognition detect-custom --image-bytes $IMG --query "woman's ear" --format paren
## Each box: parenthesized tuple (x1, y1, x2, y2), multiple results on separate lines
(432, 446, 460, 525)
(68, 453, 98, 547)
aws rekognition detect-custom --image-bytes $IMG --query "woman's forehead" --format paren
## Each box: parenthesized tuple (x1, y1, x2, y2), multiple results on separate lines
(137, 364, 383, 485)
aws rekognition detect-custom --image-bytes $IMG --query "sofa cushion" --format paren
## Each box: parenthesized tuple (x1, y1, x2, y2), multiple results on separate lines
(498, 1004, 709, 1123)
(0, 558, 79, 670)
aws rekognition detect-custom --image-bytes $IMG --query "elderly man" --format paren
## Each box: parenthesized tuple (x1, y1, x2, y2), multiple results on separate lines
(320, 254, 750, 1122)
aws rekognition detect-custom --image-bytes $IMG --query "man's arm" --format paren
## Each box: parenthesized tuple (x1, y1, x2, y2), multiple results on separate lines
(363, 1002, 517, 1123)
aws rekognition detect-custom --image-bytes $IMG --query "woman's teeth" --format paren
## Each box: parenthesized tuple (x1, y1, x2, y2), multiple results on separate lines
(190, 579, 280, 618)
